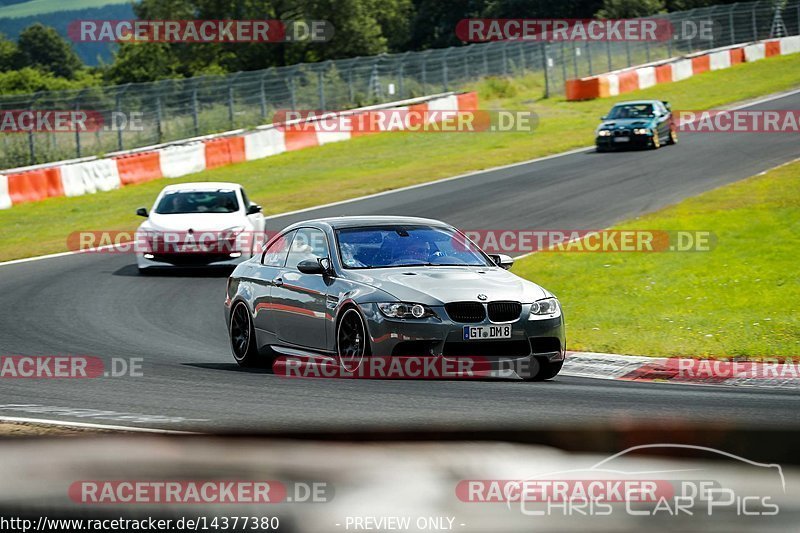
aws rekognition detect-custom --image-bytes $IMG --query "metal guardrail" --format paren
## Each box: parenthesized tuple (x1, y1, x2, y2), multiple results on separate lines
(1, 0, 798, 169)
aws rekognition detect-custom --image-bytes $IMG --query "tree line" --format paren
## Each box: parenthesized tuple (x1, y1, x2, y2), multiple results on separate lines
(0, 0, 740, 95)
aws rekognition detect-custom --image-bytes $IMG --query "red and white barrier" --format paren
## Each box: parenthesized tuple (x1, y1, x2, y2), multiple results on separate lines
(60, 159, 121, 197)
(158, 143, 207, 178)
(566, 36, 800, 100)
(0, 174, 10, 210)
(243, 127, 286, 160)
(563, 352, 800, 389)
(0, 92, 477, 210)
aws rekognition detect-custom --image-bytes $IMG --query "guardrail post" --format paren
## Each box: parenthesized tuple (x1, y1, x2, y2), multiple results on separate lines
(606, 39, 612, 71)
(318, 67, 326, 109)
(625, 40, 631, 66)
(398, 61, 405, 99)
(155, 91, 163, 144)
(259, 74, 268, 120)
(752, 4, 758, 40)
(74, 95, 82, 158)
(421, 54, 428, 94)
(572, 42, 579, 78)
(518, 42, 526, 73)
(442, 50, 450, 90)
(347, 61, 355, 104)
(191, 83, 199, 136)
(115, 89, 123, 151)
(289, 75, 296, 111)
(587, 41, 593, 75)
(227, 83, 235, 128)
(501, 44, 508, 76)
(541, 42, 549, 99)
(730, 6, 736, 45)
(560, 42, 567, 87)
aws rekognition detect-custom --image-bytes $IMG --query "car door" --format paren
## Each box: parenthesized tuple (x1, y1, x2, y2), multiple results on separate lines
(251, 230, 295, 336)
(272, 227, 332, 351)
(655, 102, 671, 139)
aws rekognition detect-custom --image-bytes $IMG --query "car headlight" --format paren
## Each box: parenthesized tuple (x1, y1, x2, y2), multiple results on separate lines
(597, 130, 612, 137)
(529, 297, 560, 319)
(377, 302, 437, 319)
(633, 128, 651, 135)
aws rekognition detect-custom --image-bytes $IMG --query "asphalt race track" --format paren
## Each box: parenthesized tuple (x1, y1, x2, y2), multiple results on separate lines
(0, 91, 799, 433)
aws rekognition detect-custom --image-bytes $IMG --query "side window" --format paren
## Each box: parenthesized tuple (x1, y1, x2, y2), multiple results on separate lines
(240, 188, 251, 210)
(262, 230, 295, 267)
(285, 228, 329, 270)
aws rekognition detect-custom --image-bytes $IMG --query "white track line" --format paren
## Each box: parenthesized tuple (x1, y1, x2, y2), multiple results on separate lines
(2, 85, 799, 272)
(0, 415, 197, 434)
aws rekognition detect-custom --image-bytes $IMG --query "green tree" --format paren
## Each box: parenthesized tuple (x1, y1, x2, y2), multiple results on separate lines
(15, 23, 84, 79)
(106, 42, 181, 84)
(0, 33, 18, 72)
(595, 0, 666, 18)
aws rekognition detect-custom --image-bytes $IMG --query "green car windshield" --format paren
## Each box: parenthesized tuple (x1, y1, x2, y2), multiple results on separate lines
(607, 104, 655, 119)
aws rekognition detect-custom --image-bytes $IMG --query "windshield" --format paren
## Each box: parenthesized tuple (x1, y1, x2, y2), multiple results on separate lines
(336, 225, 492, 268)
(606, 103, 654, 119)
(154, 190, 239, 214)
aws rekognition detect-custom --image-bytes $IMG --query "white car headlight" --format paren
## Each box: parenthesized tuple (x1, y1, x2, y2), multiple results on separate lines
(633, 128, 650, 135)
(529, 297, 560, 319)
(597, 130, 612, 137)
(378, 302, 437, 319)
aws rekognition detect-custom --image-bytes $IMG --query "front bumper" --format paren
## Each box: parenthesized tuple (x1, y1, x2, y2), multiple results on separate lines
(360, 303, 566, 377)
(137, 251, 249, 269)
(596, 132, 652, 149)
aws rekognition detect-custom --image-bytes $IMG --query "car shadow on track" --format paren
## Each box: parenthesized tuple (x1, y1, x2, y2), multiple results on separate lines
(182, 362, 275, 374)
(113, 264, 235, 278)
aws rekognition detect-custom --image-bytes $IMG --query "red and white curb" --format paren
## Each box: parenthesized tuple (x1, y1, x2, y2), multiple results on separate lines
(563, 351, 800, 389)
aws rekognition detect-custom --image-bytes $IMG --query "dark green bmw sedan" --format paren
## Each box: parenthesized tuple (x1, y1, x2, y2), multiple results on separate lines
(595, 100, 678, 151)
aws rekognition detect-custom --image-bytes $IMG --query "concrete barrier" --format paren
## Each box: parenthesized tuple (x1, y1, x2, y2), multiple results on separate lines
(244, 128, 286, 160)
(0, 174, 10, 210)
(60, 159, 121, 197)
(159, 143, 206, 178)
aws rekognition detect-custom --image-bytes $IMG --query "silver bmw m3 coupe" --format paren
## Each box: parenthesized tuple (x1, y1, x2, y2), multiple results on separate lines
(224, 216, 566, 381)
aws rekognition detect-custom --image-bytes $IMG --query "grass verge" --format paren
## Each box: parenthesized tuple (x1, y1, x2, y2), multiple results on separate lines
(2, 52, 800, 261)
(512, 160, 800, 359)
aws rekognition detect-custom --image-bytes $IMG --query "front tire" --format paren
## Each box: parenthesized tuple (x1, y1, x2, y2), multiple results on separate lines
(650, 131, 661, 150)
(230, 301, 263, 367)
(336, 307, 370, 372)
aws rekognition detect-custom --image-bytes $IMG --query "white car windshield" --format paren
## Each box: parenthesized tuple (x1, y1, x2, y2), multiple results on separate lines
(155, 190, 239, 214)
(337, 225, 492, 269)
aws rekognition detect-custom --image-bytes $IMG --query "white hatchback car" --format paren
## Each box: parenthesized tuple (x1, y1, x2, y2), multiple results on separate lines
(135, 182, 265, 272)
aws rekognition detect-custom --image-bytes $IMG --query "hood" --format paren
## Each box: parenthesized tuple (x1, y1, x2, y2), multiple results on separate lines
(599, 117, 654, 129)
(140, 212, 246, 233)
(346, 266, 549, 305)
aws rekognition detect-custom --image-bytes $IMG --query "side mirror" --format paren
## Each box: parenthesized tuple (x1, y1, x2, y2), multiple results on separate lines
(489, 254, 514, 270)
(247, 204, 262, 215)
(136, 207, 148, 217)
(600, 115, 607, 120)
(297, 258, 332, 275)
(662, 101, 671, 110)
